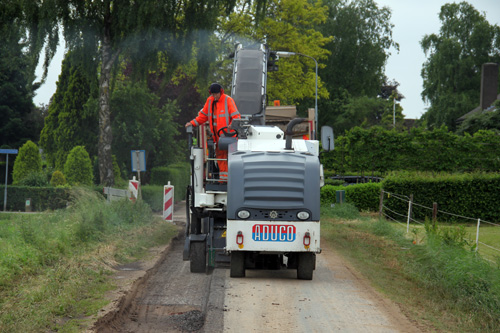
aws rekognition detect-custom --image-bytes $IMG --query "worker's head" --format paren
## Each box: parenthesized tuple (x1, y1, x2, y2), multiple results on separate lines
(209, 83, 223, 100)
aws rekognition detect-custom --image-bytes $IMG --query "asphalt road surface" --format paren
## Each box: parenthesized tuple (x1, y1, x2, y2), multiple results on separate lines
(93, 204, 420, 333)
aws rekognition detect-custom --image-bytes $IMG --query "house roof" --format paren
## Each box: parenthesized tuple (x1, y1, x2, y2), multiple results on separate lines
(457, 94, 500, 123)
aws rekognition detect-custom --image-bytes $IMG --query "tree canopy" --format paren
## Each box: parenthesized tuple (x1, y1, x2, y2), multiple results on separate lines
(25, 0, 241, 185)
(217, 0, 332, 104)
(420, 2, 500, 131)
(11, 0, 409, 184)
(320, 0, 399, 99)
(0, 1, 37, 149)
(39, 52, 97, 170)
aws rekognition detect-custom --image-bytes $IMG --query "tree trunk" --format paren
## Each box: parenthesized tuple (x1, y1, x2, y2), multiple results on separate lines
(98, 28, 114, 186)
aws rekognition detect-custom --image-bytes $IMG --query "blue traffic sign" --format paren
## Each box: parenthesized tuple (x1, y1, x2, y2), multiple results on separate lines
(0, 149, 18, 154)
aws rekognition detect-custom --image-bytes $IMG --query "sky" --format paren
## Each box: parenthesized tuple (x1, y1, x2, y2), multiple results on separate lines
(374, 0, 500, 119)
(33, 0, 500, 120)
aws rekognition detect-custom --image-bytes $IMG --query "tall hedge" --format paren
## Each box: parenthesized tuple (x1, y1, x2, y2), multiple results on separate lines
(320, 183, 381, 211)
(322, 127, 500, 174)
(382, 172, 500, 222)
(64, 146, 93, 185)
(12, 140, 42, 184)
(150, 162, 189, 203)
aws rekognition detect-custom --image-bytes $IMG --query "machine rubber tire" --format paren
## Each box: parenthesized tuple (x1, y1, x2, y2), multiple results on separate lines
(297, 253, 315, 280)
(190, 241, 206, 273)
(185, 189, 191, 236)
(230, 252, 245, 278)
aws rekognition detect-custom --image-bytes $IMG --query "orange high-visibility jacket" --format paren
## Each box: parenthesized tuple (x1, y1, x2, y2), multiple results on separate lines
(189, 93, 241, 142)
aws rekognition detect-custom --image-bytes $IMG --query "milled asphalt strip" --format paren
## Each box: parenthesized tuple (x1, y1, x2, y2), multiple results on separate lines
(202, 267, 227, 333)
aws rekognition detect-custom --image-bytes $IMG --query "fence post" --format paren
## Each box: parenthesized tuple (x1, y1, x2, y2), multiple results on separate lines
(432, 202, 438, 229)
(475, 218, 481, 252)
(406, 194, 413, 233)
(378, 190, 384, 217)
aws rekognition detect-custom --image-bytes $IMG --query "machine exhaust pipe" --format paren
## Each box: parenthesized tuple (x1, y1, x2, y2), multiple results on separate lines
(285, 118, 305, 150)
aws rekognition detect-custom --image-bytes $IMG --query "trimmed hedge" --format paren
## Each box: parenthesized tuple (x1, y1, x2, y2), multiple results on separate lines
(141, 185, 164, 212)
(149, 162, 189, 203)
(321, 183, 381, 211)
(382, 172, 500, 222)
(322, 127, 500, 174)
(0, 186, 71, 211)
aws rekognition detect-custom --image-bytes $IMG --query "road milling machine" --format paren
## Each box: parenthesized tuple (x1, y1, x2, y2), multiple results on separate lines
(184, 43, 334, 280)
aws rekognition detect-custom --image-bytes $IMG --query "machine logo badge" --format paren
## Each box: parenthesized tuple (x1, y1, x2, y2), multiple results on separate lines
(252, 224, 296, 242)
(269, 210, 278, 219)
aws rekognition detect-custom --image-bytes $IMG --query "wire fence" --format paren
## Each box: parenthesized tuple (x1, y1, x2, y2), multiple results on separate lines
(379, 190, 500, 262)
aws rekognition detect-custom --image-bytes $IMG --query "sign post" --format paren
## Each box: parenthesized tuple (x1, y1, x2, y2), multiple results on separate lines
(1, 149, 18, 212)
(131, 150, 146, 200)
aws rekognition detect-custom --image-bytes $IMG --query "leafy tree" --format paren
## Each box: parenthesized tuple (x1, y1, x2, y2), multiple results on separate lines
(147, 73, 203, 141)
(218, 0, 332, 104)
(77, 82, 183, 182)
(420, 2, 500, 130)
(23, 0, 240, 186)
(64, 146, 93, 186)
(39, 52, 97, 170)
(12, 140, 42, 184)
(0, 2, 37, 149)
(109, 83, 181, 179)
(310, 0, 399, 131)
(321, 93, 405, 135)
(320, 0, 399, 98)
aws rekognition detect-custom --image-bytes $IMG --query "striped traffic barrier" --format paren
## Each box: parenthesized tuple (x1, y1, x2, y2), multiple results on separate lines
(163, 181, 174, 222)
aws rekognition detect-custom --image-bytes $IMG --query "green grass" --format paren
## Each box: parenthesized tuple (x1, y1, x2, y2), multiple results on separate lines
(321, 203, 500, 332)
(389, 220, 500, 264)
(0, 188, 178, 332)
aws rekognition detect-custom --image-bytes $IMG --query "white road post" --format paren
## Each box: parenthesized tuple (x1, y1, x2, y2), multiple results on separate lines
(475, 218, 481, 252)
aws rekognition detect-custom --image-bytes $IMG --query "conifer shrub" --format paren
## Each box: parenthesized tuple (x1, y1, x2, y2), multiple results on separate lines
(12, 140, 42, 184)
(64, 146, 93, 185)
(50, 170, 67, 186)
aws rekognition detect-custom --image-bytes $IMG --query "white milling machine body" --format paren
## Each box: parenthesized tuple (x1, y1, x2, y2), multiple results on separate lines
(184, 43, 334, 280)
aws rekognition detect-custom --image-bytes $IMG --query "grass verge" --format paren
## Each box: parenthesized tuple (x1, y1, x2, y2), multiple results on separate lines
(321, 203, 500, 332)
(0, 188, 178, 332)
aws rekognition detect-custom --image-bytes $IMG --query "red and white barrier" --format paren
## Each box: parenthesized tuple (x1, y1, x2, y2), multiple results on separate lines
(163, 182, 174, 222)
(129, 179, 139, 202)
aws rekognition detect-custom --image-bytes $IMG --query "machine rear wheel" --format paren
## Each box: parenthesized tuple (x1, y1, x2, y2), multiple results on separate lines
(230, 251, 245, 278)
(297, 253, 315, 280)
(190, 241, 206, 273)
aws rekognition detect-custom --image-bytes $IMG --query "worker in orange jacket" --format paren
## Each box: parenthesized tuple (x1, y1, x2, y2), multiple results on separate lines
(185, 83, 241, 180)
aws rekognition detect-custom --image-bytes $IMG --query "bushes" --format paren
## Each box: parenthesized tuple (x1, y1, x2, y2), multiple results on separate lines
(50, 170, 67, 186)
(141, 185, 164, 212)
(64, 146, 93, 185)
(18, 171, 49, 187)
(150, 162, 189, 203)
(382, 172, 500, 222)
(12, 140, 42, 184)
(321, 183, 381, 211)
